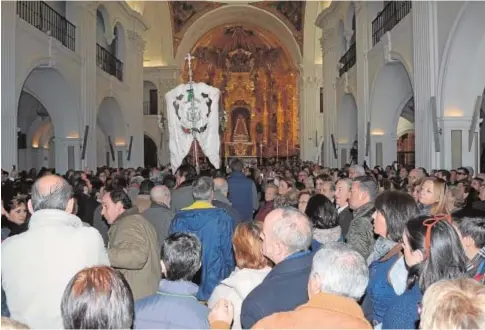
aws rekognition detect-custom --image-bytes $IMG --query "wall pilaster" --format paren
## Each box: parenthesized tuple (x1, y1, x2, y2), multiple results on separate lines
(355, 2, 371, 165)
(320, 27, 338, 168)
(126, 30, 146, 168)
(300, 67, 323, 162)
(2, 2, 18, 170)
(412, 2, 440, 170)
(77, 3, 98, 171)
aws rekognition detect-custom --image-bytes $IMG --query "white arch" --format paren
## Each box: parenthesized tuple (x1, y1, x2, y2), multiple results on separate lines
(20, 67, 80, 140)
(337, 93, 358, 144)
(439, 2, 485, 118)
(97, 97, 127, 145)
(17, 91, 46, 134)
(175, 4, 302, 66)
(369, 62, 413, 133)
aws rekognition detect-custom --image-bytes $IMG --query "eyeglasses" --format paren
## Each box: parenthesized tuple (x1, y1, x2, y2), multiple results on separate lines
(457, 172, 466, 175)
(423, 214, 453, 258)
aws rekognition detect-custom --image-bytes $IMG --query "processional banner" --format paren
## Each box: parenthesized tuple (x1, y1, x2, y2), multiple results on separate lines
(165, 82, 221, 172)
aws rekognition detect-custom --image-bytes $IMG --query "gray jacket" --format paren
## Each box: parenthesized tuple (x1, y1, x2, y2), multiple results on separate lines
(142, 202, 175, 250)
(346, 202, 376, 259)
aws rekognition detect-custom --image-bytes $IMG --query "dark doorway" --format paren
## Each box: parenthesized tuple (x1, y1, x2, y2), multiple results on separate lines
(144, 134, 158, 168)
(149, 89, 158, 115)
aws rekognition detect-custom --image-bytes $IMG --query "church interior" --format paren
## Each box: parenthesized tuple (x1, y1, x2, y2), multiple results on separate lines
(2, 1, 485, 173)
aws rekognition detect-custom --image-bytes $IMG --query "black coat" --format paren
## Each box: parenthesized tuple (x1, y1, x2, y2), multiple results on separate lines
(338, 206, 354, 239)
(241, 251, 313, 329)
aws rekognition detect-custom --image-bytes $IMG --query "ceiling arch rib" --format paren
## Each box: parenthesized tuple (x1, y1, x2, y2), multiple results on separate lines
(176, 4, 302, 67)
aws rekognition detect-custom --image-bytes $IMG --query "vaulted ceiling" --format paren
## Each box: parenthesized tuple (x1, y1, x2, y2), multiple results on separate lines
(168, 1, 305, 55)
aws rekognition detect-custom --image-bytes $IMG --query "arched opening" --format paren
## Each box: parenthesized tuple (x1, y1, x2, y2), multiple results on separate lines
(112, 22, 125, 64)
(97, 97, 126, 167)
(143, 81, 158, 115)
(346, 2, 356, 45)
(369, 61, 414, 167)
(18, 67, 80, 173)
(96, 6, 109, 48)
(144, 134, 158, 168)
(17, 92, 55, 171)
(337, 93, 358, 167)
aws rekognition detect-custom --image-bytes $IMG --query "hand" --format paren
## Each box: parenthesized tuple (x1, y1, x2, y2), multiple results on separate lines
(208, 299, 234, 325)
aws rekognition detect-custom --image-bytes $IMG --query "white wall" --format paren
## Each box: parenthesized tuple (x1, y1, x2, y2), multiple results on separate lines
(3, 1, 147, 172)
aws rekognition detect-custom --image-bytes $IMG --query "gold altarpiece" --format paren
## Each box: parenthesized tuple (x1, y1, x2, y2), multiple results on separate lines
(181, 25, 299, 160)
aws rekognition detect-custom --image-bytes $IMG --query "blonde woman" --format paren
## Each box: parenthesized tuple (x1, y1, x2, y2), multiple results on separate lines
(418, 177, 448, 215)
(421, 279, 485, 329)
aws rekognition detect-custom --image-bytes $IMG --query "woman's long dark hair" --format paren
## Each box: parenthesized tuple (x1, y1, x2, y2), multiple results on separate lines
(405, 215, 467, 292)
(305, 194, 338, 230)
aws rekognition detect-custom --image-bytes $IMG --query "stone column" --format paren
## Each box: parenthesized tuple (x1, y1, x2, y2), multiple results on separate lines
(320, 27, 339, 168)
(412, 1, 440, 169)
(2, 2, 17, 170)
(300, 71, 322, 161)
(126, 30, 146, 168)
(355, 2, 372, 164)
(77, 3, 98, 171)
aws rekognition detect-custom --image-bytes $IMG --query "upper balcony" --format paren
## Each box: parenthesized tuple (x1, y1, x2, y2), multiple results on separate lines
(372, 1, 412, 46)
(16, 1, 76, 52)
(96, 43, 123, 81)
(339, 42, 356, 77)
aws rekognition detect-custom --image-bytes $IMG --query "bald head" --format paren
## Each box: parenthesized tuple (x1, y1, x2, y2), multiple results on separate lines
(150, 185, 171, 207)
(213, 177, 228, 196)
(262, 207, 312, 264)
(30, 175, 73, 213)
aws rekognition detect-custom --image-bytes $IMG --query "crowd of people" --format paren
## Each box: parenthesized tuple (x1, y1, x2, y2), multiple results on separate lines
(1, 159, 485, 329)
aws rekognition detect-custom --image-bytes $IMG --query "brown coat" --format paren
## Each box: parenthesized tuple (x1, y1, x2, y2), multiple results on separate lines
(211, 292, 371, 329)
(108, 208, 161, 300)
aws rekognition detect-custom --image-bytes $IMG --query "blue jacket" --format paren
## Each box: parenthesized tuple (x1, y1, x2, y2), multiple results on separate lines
(227, 172, 256, 221)
(364, 252, 401, 325)
(134, 280, 209, 329)
(169, 208, 235, 301)
(240, 251, 313, 329)
(381, 283, 422, 329)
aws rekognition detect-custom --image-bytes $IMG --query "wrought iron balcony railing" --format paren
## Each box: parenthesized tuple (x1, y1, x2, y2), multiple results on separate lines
(339, 42, 357, 77)
(16, 1, 76, 52)
(372, 1, 412, 46)
(96, 43, 123, 81)
(143, 101, 158, 115)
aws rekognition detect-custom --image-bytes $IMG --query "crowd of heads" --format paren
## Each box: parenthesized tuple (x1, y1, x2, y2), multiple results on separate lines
(3, 158, 485, 329)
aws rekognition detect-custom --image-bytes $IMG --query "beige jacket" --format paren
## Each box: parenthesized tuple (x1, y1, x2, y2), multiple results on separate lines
(108, 208, 161, 300)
